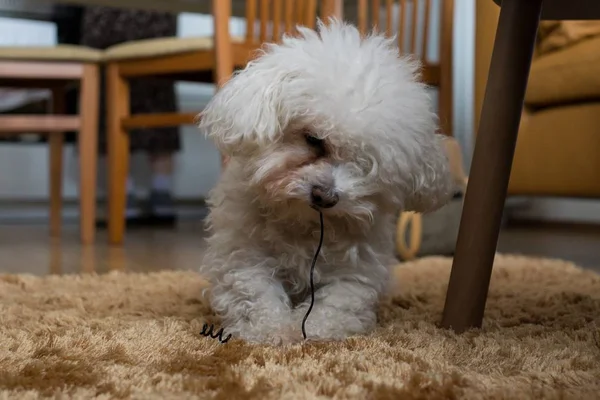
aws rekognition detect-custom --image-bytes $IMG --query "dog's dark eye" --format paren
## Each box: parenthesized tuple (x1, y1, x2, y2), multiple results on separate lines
(305, 135, 323, 147)
(303, 131, 327, 156)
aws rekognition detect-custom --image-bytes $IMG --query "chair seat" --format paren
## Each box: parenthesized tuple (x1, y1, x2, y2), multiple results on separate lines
(104, 35, 246, 62)
(0, 45, 102, 62)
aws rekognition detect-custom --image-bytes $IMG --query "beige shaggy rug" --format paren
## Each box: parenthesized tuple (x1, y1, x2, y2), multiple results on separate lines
(1, 255, 600, 399)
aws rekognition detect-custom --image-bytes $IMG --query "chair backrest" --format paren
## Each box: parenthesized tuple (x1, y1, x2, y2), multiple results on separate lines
(211, 0, 329, 84)
(244, 0, 320, 44)
(351, 0, 453, 61)
(348, 0, 454, 135)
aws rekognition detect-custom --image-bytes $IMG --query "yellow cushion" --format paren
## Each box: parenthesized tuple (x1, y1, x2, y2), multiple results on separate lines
(537, 21, 600, 56)
(526, 36, 600, 107)
(510, 103, 600, 197)
(104, 36, 246, 62)
(0, 45, 102, 62)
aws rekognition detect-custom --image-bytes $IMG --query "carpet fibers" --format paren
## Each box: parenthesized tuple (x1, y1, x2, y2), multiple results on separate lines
(1, 255, 600, 399)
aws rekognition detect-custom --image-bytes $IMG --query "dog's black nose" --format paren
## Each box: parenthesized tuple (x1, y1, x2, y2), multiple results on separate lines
(310, 186, 339, 209)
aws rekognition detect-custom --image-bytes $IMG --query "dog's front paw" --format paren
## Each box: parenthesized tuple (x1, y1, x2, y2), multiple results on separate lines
(273, 324, 305, 345)
(293, 307, 376, 342)
(229, 321, 303, 346)
(257, 325, 304, 346)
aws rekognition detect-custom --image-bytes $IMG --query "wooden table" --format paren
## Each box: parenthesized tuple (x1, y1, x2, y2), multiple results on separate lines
(441, 0, 600, 333)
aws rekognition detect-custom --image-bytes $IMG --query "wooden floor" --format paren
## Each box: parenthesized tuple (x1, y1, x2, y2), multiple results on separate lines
(498, 224, 600, 272)
(0, 222, 209, 275)
(1, 222, 599, 276)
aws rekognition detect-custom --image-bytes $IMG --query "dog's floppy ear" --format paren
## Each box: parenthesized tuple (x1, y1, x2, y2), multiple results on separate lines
(198, 59, 293, 157)
(403, 133, 455, 213)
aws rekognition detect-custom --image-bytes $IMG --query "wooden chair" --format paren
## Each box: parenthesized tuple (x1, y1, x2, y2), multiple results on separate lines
(0, 46, 100, 244)
(349, 0, 454, 136)
(104, 0, 338, 245)
(441, 0, 600, 333)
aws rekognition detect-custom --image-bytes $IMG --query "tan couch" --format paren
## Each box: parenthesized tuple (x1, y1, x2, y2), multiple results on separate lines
(476, 2, 600, 197)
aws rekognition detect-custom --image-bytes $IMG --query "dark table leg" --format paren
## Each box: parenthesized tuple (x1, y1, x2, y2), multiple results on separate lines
(440, 0, 543, 332)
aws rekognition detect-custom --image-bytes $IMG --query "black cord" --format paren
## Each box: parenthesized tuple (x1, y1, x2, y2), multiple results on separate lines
(202, 210, 324, 344)
(200, 323, 232, 344)
(302, 210, 324, 340)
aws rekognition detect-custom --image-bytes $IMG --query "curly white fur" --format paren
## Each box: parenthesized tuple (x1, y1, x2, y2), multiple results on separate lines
(198, 19, 454, 345)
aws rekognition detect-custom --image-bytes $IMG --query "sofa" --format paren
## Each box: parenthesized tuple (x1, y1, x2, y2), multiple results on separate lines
(476, 2, 600, 198)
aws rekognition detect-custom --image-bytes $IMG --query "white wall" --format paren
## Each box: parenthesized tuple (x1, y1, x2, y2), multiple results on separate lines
(452, 0, 475, 168)
(0, 4, 475, 202)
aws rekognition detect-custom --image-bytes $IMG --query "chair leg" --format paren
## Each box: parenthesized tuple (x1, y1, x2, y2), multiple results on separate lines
(438, 0, 454, 137)
(49, 87, 65, 238)
(78, 64, 99, 245)
(212, 0, 234, 171)
(106, 63, 130, 245)
(440, 0, 543, 332)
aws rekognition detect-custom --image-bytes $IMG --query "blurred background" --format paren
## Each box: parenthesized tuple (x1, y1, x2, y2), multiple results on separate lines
(0, 0, 473, 221)
(1, 0, 599, 274)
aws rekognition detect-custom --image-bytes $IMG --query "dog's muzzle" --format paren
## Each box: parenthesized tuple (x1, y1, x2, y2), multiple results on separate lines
(310, 185, 339, 209)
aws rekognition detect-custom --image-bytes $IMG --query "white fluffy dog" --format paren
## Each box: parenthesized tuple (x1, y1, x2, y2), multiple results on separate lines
(198, 20, 454, 345)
